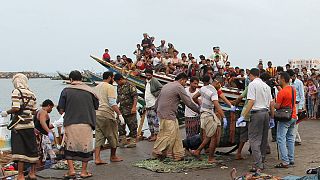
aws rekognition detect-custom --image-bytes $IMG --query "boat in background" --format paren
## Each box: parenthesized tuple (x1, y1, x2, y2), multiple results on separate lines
(83, 70, 103, 82)
(57, 71, 69, 80)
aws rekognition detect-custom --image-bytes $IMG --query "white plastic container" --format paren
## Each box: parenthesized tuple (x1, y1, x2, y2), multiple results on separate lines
(0, 117, 11, 151)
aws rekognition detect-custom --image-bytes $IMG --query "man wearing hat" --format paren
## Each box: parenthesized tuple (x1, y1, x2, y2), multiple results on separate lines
(114, 73, 138, 148)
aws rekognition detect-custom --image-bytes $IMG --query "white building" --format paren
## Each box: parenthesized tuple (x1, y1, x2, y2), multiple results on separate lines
(288, 58, 320, 70)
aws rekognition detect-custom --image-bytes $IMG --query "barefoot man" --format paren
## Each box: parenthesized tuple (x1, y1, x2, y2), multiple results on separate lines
(192, 75, 227, 163)
(152, 73, 200, 161)
(94, 71, 124, 164)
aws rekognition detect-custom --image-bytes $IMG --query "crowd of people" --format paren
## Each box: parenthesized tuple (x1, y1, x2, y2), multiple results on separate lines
(0, 33, 319, 179)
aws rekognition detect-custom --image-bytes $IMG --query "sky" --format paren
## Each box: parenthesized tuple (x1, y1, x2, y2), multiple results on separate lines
(1, 0, 319, 73)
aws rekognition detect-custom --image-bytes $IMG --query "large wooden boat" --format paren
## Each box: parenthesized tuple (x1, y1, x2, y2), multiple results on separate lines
(90, 55, 244, 110)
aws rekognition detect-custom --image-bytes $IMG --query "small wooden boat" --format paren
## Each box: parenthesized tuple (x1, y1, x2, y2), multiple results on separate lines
(83, 70, 103, 82)
(57, 71, 69, 80)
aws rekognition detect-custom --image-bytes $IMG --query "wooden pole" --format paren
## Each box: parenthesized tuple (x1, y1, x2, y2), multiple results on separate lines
(136, 110, 146, 142)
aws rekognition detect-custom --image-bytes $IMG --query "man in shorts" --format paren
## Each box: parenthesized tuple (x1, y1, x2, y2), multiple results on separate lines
(192, 75, 227, 163)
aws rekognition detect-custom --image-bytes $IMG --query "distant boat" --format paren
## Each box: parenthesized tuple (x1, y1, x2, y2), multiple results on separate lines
(57, 71, 69, 80)
(83, 70, 103, 82)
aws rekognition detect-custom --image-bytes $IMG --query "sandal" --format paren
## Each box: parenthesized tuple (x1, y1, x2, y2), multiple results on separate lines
(274, 163, 289, 168)
(249, 166, 262, 173)
(26, 175, 37, 180)
(80, 172, 93, 179)
(63, 173, 76, 180)
(306, 167, 319, 174)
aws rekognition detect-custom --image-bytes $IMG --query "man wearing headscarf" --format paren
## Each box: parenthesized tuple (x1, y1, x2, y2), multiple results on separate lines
(1, 73, 38, 180)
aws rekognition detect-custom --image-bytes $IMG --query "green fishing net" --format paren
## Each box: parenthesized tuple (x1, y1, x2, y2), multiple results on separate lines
(133, 155, 228, 173)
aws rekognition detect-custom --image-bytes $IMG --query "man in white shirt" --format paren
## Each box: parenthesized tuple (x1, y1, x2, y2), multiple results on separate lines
(185, 77, 201, 138)
(209, 47, 229, 64)
(144, 69, 163, 141)
(239, 68, 275, 172)
(152, 52, 164, 72)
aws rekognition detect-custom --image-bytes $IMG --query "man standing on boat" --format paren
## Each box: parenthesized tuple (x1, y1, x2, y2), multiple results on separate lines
(141, 33, 152, 51)
(209, 47, 228, 64)
(144, 69, 162, 141)
(114, 73, 138, 148)
(94, 71, 124, 164)
(152, 73, 200, 161)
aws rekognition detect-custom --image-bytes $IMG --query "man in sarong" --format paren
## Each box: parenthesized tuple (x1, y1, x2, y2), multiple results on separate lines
(1, 73, 38, 180)
(58, 70, 99, 179)
(185, 76, 201, 138)
(144, 69, 162, 141)
(34, 99, 56, 165)
(152, 73, 200, 161)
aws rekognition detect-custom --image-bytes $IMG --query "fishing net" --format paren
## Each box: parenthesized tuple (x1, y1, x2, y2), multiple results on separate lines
(133, 155, 230, 173)
(51, 160, 82, 170)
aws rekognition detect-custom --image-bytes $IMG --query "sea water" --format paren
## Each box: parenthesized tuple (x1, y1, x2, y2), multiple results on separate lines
(0, 78, 149, 146)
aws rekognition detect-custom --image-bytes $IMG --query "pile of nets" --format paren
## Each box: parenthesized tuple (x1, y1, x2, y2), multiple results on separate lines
(133, 155, 229, 173)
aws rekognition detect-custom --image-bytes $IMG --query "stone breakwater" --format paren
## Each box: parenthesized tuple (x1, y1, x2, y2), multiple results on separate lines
(0, 71, 50, 79)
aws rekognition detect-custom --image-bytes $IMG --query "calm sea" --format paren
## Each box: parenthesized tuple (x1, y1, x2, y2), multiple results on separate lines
(0, 78, 149, 136)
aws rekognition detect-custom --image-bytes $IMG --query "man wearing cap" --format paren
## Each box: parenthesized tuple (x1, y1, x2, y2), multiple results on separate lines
(209, 47, 229, 64)
(114, 73, 138, 148)
(238, 68, 274, 172)
(287, 69, 305, 146)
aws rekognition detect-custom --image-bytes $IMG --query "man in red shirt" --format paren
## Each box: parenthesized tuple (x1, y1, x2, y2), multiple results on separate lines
(274, 72, 297, 168)
(102, 49, 111, 62)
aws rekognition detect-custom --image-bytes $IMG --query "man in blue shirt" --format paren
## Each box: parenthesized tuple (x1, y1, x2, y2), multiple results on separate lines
(288, 70, 305, 145)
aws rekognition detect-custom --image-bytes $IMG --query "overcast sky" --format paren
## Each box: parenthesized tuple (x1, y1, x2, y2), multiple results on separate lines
(1, 0, 319, 73)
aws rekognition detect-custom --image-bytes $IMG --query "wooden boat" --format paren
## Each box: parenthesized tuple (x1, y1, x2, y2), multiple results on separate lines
(90, 55, 244, 109)
(83, 70, 103, 82)
(57, 71, 69, 80)
(90, 55, 246, 152)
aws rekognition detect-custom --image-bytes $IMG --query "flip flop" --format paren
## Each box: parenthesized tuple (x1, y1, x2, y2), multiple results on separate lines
(63, 173, 76, 180)
(274, 163, 289, 168)
(95, 161, 108, 165)
(235, 156, 245, 160)
(306, 167, 319, 174)
(110, 157, 123, 162)
(80, 172, 93, 179)
(26, 175, 37, 180)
